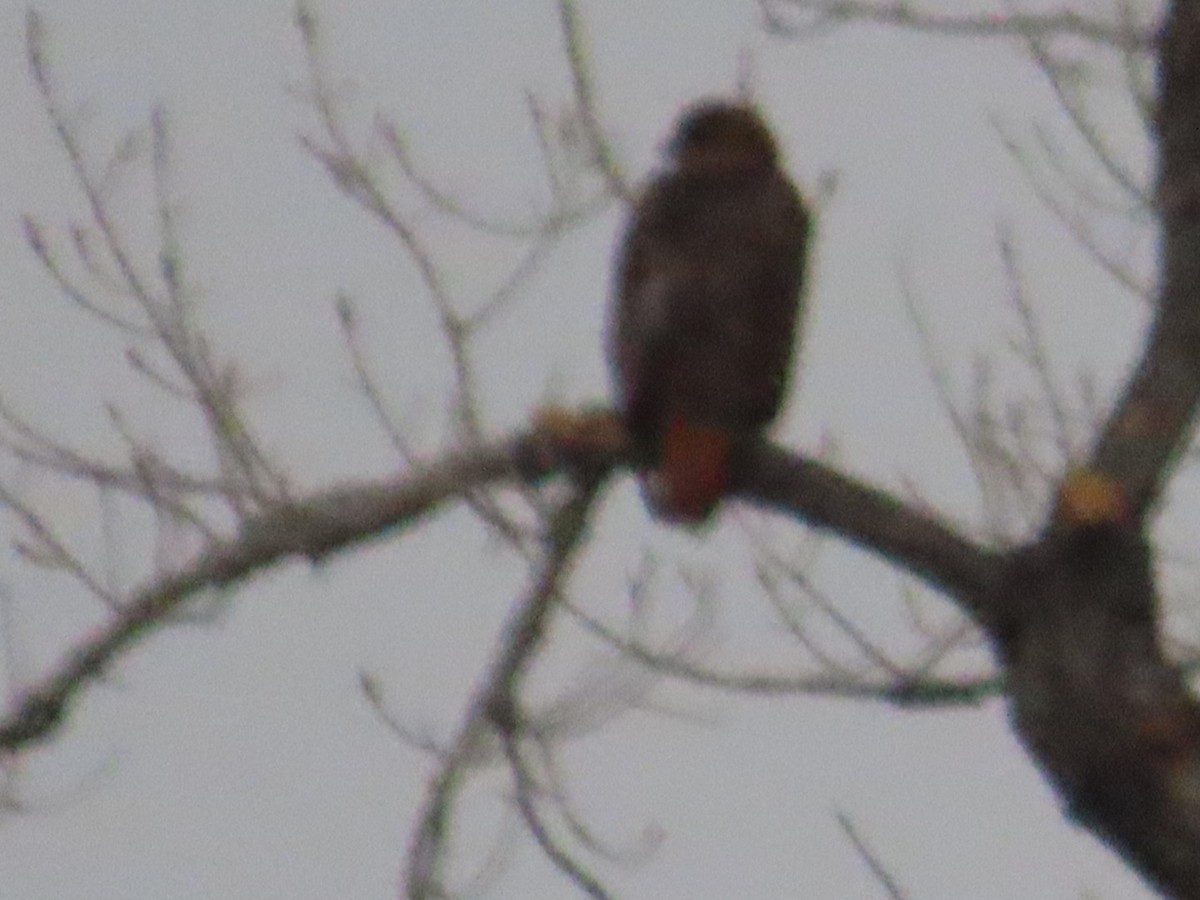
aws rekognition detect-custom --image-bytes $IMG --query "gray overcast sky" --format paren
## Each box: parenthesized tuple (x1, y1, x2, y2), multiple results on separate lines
(0, 1, 1166, 897)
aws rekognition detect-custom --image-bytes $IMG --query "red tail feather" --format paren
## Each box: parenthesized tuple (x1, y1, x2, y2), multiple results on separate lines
(646, 417, 731, 523)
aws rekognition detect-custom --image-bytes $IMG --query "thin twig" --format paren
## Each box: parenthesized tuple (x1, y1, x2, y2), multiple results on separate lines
(996, 227, 1075, 461)
(0, 437, 535, 752)
(567, 600, 1000, 706)
(836, 811, 907, 899)
(555, 0, 633, 202)
(762, 0, 1152, 51)
(497, 726, 613, 900)
(406, 476, 602, 897)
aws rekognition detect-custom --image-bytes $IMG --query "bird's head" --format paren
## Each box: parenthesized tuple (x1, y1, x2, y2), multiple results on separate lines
(667, 100, 779, 172)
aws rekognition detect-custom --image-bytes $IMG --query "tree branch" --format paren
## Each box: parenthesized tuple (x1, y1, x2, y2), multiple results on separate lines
(406, 475, 603, 898)
(0, 420, 1002, 753)
(1089, 1, 1200, 522)
(0, 438, 532, 751)
(762, 0, 1154, 51)
(980, 9, 1200, 897)
(998, 526, 1200, 899)
(735, 443, 1002, 617)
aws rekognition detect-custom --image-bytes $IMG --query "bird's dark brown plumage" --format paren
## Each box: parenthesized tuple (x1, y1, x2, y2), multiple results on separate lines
(608, 100, 810, 523)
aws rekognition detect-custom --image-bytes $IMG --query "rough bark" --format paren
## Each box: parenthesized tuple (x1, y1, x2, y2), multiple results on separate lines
(748, 9, 1200, 893)
(980, 7, 1200, 896)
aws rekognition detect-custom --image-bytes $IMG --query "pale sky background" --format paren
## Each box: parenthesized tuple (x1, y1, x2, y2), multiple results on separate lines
(0, 1, 1173, 898)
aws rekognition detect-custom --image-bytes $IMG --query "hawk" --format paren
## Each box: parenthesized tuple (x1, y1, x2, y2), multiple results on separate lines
(608, 100, 810, 523)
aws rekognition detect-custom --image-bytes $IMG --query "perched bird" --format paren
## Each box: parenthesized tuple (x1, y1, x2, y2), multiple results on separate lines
(608, 100, 810, 523)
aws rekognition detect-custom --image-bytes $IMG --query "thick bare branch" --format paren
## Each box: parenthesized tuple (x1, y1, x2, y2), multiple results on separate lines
(998, 525, 1200, 900)
(0, 438, 536, 752)
(0, 412, 1004, 755)
(736, 443, 1002, 616)
(1089, 3, 1200, 522)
